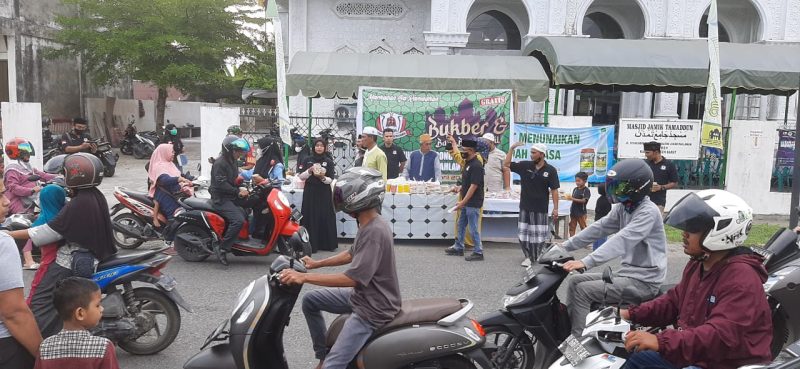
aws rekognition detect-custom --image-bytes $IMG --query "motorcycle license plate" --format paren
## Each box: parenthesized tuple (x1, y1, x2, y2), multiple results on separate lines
(157, 274, 178, 291)
(558, 335, 592, 366)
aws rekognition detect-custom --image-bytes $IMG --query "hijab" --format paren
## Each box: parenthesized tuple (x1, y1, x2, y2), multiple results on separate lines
(32, 184, 67, 227)
(48, 187, 116, 260)
(303, 138, 335, 177)
(148, 144, 182, 197)
(254, 136, 283, 178)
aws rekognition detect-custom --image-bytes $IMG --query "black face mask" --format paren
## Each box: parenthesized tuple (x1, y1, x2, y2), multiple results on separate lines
(74, 128, 86, 135)
(460, 151, 469, 159)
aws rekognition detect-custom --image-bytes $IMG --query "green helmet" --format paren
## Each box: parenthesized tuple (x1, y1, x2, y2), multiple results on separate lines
(227, 125, 243, 135)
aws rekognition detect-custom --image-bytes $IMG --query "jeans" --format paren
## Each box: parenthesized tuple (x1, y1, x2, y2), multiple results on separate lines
(302, 288, 376, 369)
(454, 207, 482, 254)
(566, 273, 659, 336)
(625, 350, 702, 369)
(214, 199, 246, 252)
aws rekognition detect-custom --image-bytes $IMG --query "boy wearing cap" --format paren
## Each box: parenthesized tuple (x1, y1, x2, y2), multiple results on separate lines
(643, 141, 678, 216)
(403, 134, 441, 182)
(505, 141, 560, 266)
(480, 133, 510, 193)
(361, 127, 388, 181)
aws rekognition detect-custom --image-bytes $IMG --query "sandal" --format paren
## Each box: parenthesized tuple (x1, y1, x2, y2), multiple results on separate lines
(23, 263, 40, 270)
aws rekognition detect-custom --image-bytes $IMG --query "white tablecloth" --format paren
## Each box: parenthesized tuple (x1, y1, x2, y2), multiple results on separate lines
(283, 189, 570, 240)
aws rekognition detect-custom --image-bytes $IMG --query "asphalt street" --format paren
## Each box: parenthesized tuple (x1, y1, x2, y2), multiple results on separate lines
(23, 138, 690, 369)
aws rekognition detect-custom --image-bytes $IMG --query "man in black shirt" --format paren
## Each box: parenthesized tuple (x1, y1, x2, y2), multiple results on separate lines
(380, 128, 406, 179)
(60, 117, 95, 154)
(505, 142, 560, 266)
(643, 141, 678, 217)
(445, 139, 485, 261)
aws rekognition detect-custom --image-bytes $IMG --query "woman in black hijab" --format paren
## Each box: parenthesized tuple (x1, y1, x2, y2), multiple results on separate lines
(7, 154, 117, 337)
(298, 138, 338, 252)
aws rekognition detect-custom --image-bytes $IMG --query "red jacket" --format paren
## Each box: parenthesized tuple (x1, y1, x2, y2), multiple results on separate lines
(629, 248, 772, 369)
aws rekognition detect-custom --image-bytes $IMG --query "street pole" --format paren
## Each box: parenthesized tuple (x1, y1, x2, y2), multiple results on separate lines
(790, 80, 800, 227)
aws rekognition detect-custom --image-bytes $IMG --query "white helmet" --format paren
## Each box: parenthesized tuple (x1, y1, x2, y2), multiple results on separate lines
(665, 189, 752, 251)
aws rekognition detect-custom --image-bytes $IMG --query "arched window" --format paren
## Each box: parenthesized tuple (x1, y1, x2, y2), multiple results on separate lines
(582, 12, 624, 39)
(699, 15, 731, 43)
(466, 11, 521, 50)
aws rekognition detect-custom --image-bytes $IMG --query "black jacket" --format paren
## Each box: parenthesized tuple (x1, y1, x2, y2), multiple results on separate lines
(210, 156, 239, 203)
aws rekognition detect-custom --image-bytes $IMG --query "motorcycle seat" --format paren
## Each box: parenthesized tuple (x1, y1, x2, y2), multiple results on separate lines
(182, 197, 217, 212)
(98, 249, 163, 270)
(121, 189, 155, 207)
(325, 298, 463, 347)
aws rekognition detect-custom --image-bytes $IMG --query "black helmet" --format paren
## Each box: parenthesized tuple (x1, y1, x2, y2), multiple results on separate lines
(333, 167, 385, 214)
(63, 153, 103, 189)
(227, 125, 243, 135)
(222, 135, 250, 153)
(605, 159, 653, 205)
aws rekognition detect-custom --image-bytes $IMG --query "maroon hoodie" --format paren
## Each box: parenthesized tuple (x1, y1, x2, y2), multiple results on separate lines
(629, 248, 772, 369)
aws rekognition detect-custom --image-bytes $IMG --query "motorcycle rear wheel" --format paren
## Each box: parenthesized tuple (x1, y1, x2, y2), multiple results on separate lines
(104, 164, 116, 177)
(133, 144, 147, 159)
(112, 213, 146, 249)
(174, 224, 211, 262)
(120, 143, 133, 155)
(117, 287, 181, 355)
(484, 325, 535, 369)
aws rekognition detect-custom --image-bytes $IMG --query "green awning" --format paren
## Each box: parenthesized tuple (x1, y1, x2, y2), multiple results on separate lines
(524, 36, 800, 95)
(286, 51, 551, 101)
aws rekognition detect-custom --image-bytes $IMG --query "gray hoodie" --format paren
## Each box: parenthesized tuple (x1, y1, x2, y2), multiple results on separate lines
(562, 197, 667, 285)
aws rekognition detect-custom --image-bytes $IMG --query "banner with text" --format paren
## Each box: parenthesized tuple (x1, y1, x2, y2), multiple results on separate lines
(511, 125, 616, 183)
(618, 119, 701, 160)
(357, 87, 514, 179)
(777, 130, 795, 168)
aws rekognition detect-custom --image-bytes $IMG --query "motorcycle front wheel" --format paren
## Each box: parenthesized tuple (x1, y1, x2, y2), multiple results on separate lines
(484, 325, 535, 369)
(117, 287, 181, 355)
(112, 213, 146, 249)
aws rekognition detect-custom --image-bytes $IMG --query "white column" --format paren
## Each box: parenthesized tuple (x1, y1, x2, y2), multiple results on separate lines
(653, 93, 679, 119)
(681, 93, 690, 119)
(566, 90, 575, 116)
(7, 35, 16, 102)
(759, 96, 769, 121)
(768, 95, 788, 121)
(643, 92, 653, 118)
(1, 103, 43, 169)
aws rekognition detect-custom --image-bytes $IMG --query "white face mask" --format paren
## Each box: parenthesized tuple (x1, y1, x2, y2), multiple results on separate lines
(295, 147, 303, 153)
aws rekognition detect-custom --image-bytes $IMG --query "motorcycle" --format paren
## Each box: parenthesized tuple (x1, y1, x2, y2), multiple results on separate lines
(109, 186, 168, 250)
(183, 251, 492, 369)
(92, 247, 191, 355)
(171, 179, 312, 262)
(127, 123, 157, 160)
(88, 137, 119, 177)
(119, 121, 138, 155)
(741, 338, 800, 368)
(477, 246, 664, 369)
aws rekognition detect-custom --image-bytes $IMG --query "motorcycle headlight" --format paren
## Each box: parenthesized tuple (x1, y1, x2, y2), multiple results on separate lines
(232, 281, 255, 314)
(502, 286, 538, 309)
(235, 300, 256, 325)
(277, 191, 290, 208)
(764, 266, 799, 292)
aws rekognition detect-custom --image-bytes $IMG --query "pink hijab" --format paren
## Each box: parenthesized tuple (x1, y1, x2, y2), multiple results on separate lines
(148, 144, 183, 197)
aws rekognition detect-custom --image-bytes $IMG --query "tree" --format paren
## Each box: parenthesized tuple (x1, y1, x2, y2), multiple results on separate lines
(49, 0, 265, 131)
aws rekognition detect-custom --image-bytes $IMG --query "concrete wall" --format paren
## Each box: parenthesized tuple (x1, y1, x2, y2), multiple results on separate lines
(165, 102, 218, 128)
(85, 98, 156, 145)
(1, 102, 43, 170)
(200, 107, 239, 179)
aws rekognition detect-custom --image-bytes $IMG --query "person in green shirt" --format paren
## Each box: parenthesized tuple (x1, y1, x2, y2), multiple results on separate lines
(360, 126, 388, 181)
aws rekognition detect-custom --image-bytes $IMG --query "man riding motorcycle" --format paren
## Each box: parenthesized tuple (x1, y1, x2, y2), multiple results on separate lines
(60, 117, 96, 154)
(279, 167, 400, 369)
(559, 159, 667, 336)
(621, 190, 772, 369)
(209, 135, 251, 266)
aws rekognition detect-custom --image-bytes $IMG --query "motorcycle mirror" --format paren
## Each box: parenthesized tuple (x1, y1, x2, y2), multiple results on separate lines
(27, 175, 41, 182)
(602, 266, 613, 284)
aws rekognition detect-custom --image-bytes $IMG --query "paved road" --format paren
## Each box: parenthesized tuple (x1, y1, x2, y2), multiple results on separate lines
(24, 139, 690, 369)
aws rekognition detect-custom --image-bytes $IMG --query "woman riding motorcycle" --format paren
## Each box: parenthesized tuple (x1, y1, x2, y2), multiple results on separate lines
(4, 138, 57, 269)
(209, 135, 251, 266)
(6, 153, 117, 338)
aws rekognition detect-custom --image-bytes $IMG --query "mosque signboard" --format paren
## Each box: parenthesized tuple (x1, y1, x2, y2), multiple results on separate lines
(617, 118, 702, 160)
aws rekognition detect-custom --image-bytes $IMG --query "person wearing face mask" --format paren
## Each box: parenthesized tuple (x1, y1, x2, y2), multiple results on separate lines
(209, 136, 251, 266)
(444, 138, 485, 261)
(60, 118, 95, 154)
(4, 138, 57, 270)
(621, 190, 771, 369)
(160, 124, 184, 164)
(504, 142, 560, 266)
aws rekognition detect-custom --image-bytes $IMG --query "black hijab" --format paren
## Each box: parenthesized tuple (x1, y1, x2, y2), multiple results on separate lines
(254, 136, 283, 177)
(303, 138, 335, 178)
(48, 187, 116, 260)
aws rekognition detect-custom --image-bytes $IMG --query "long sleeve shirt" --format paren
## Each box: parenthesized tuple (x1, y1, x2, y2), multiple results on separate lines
(4, 163, 57, 214)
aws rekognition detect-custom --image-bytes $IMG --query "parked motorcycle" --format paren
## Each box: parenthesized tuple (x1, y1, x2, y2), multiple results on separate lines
(183, 251, 492, 369)
(171, 179, 312, 262)
(741, 338, 800, 368)
(93, 247, 190, 354)
(119, 121, 138, 155)
(88, 138, 118, 177)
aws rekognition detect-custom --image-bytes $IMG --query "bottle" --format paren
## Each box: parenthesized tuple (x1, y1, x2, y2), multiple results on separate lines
(595, 128, 609, 176)
(580, 148, 595, 175)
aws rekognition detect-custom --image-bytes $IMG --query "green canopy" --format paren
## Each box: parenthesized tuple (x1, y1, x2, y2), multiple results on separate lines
(286, 51, 551, 101)
(525, 36, 800, 95)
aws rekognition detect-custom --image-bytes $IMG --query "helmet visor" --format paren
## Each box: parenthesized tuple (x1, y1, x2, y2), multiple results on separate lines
(18, 142, 34, 155)
(606, 177, 635, 203)
(232, 138, 250, 152)
(665, 193, 718, 233)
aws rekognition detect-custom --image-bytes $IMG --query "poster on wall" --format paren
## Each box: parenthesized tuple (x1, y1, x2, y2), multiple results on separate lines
(357, 87, 514, 179)
(510, 125, 616, 183)
(618, 119, 701, 160)
(777, 130, 795, 168)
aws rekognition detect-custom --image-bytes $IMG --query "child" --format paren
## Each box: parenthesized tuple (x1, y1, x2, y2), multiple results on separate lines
(34, 277, 119, 369)
(567, 172, 591, 237)
(592, 183, 612, 250)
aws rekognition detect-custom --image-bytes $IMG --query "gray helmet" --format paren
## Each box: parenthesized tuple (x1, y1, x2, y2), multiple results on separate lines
(333, 167, 385, 214)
